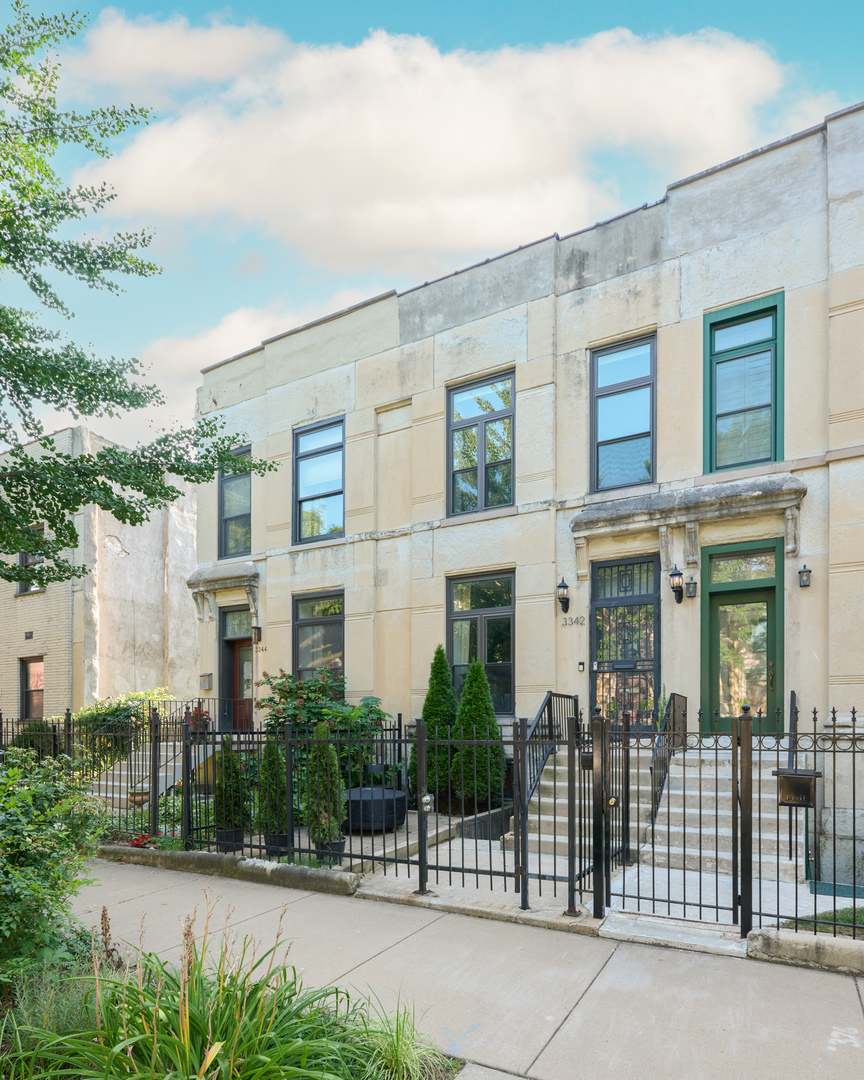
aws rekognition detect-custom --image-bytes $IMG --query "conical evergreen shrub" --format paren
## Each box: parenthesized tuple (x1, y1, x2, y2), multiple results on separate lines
(409, 644, 457, 797)
(449, 659, 504, 803)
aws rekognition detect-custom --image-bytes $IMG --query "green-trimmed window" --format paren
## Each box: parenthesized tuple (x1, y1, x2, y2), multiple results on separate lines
(704, 294, 784, 473)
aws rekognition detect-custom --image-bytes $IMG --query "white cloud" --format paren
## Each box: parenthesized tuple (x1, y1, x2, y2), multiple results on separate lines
(37, 297, 368, 446)
(61, 8, 284, 104)
(67, 20, 840, 276)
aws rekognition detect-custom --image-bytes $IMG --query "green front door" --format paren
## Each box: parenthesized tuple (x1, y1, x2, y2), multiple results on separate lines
(708, 588, 778, 733)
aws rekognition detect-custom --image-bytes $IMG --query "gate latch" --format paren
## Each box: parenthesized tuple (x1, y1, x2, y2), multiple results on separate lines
(420, 793, 434, 814)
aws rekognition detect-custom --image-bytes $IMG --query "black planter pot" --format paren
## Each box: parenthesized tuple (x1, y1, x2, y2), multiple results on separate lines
(342, 786, 408, 834)
(215, 827, 245, 853)
(313, 837, 346, 866)
(263, 832, 291, 855)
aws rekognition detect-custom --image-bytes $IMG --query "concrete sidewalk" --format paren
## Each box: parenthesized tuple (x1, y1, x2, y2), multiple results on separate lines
(72, 859, 864, 1080)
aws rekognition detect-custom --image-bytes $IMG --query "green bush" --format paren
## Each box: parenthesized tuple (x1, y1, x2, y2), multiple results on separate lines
(449, 660, 504, 803)
(325, 695, 391, 787)
(257, 667, 345, 735)
(257, 742, 288, 834)
(213, 737, 249, 831)
(72, 686, 172, 775)
(409, 645, 457, 796)
(9, 721, 57, 761)
(308, 722, 346, 845)
(0, 749, 105, 981)
(3, 908, 451, 1080)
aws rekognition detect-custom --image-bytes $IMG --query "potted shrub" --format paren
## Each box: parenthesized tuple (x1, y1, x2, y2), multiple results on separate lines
(189, 706, 211, 741)
(409, 644, 457, 801)
(257, 742, 290, 854)
(214, 737, 248, 852)
(450, 659, 504, 808)
(308, 721, 346, 865)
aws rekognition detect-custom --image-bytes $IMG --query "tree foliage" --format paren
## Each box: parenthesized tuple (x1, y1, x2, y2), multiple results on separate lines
(0, 2, 274, 586)
(0, 747, 104, 979)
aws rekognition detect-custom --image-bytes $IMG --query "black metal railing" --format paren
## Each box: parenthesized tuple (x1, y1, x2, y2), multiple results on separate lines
(5, 691, 863, 939)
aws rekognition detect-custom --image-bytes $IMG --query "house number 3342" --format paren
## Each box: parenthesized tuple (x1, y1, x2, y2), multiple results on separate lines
(562, 616, 585, 626)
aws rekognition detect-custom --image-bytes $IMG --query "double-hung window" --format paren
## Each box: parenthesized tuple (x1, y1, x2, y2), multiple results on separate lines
(448, 573, 514, 714)
(448, 374, 513, 515)
(21, 658, 44, 720)
(294, 420, 344, 543)
(704, 293, 784, 473)
(219, 448, 251, 558)
(591, 337, 655, 491)
(293, 593, 344, 681)
(18, 524, 45, 594)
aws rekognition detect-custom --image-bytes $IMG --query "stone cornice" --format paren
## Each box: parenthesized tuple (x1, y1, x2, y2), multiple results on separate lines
(186, 561, 260, 622)
(569, 473, 807, 539)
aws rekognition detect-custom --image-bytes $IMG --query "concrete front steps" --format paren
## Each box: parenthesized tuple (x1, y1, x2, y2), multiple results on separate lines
(90, 742, 215, 809)
(502, 751, 656, 858)
(644, 755, 807, 883)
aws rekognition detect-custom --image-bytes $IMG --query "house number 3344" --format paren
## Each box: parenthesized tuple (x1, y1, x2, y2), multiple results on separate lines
(562, 616, 585, 626)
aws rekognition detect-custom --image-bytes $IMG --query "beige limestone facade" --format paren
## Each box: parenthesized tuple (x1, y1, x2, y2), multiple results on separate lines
(189, 101, 864, 732)
(0, 427, 200, 717)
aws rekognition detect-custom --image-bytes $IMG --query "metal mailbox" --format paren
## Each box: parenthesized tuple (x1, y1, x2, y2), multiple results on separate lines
(772, 767, 821, 809)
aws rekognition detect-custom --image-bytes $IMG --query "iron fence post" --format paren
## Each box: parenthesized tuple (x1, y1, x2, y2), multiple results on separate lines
(592, 706, 605, 920)
(414, 718, 430, 895)
(739, 705, 753, 938)
(149, 707, 161, 837)
(396, 713, 403, 790)
(731, 709, 739, 926)
(64, 708, 73, 760)
(518, 716, 530, 911)
(181, 725, 191, 849)
(566, 714, 578, 916)
(285, 722, 295, 859)
(51, 723, 58, 760)
(622, 711, 631, 863)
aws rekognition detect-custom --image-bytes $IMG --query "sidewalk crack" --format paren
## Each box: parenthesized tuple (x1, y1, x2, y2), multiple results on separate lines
(525, 943, 620, 1074)
(333, 910, 450, 983)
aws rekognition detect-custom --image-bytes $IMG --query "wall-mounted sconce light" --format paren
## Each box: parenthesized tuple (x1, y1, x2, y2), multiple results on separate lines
(557, 578, 570, 614)
(669, 566, 684, 604)
(199, 673, 213, 692)
(798, 565, 811, 588)
(251, 625, 262, 644)
(685, 577, 698, 599)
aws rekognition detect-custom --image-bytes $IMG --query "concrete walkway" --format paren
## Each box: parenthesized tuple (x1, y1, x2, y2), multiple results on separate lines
(72, 859, 864, 1080)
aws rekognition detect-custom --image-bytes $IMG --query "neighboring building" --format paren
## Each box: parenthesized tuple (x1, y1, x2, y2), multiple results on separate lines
(0, 427, 199, 718)
(189, 101, 864, 731)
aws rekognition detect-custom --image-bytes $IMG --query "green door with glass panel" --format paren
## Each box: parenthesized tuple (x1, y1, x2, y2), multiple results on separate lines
(702, 541, 783, 735)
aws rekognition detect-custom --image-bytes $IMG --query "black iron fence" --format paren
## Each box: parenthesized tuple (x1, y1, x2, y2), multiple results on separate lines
(3, 693, 863, 939)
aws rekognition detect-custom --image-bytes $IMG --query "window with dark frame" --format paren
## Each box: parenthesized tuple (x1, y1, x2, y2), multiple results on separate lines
(591, 337, 655, 492)
(448, 374, 514, 516)
(21, 657, 44, 720)
(293, 419, 345, 543)
(218, 448, 252, 559)
(707, 303, 780, 472)
(448, 573, 514, 714)
(18, 523, 45, 594)
(293, 593, 344, 682)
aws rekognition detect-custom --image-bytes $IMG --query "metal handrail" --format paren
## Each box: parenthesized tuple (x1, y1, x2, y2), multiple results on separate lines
(523, 691, 577, 804)
(649, 696, 674, 821)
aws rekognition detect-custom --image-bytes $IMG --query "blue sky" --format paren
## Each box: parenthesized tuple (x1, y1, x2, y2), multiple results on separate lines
(9, 0, 864, 442)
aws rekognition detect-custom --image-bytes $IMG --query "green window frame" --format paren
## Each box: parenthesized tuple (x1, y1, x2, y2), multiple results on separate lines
(703, 292, 784, 475)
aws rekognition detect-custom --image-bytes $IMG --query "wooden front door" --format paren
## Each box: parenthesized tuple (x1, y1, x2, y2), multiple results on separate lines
(231, 640, 253, 730)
